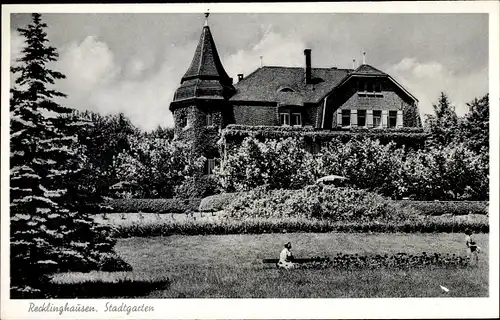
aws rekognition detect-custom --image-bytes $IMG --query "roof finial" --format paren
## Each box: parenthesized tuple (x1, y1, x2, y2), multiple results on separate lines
(260, 55, 263, 67)
(363, 51, 366, 65)
(204, 10, 210, 26)
(352, 58, 356, 69)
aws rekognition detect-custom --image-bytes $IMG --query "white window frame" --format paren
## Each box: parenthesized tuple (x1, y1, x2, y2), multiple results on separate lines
(373, 110, 382, 127)
(279, 113, 290, 126)
(206, 113, 213, 126)
(207, 158, 216, 175)
(291, 113, 302, 126)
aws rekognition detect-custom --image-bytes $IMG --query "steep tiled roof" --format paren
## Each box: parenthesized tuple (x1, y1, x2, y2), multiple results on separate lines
(230, 67, 352, 105)
(181, 25, 232, 85)
(172, 24, 235, 104)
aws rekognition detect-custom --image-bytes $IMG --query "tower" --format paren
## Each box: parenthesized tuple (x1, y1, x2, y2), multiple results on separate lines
(169, 13, 235, 173)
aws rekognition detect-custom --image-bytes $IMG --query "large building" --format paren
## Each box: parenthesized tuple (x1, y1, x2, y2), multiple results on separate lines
(170, 15, 422, 174)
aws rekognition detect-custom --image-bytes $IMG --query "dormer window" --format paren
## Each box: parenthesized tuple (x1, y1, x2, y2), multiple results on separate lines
(278, 87, 295, 93)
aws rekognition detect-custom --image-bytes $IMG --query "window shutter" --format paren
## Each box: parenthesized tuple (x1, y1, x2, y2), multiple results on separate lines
(367, 110, 373, 127)
(397, 110, 403, 128)
(336, 109, 342, 128)
(382, 110, 388, 128)
(350, 110, 358, 127)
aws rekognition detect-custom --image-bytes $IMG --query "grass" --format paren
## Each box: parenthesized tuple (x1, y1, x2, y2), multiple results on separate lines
(107, 232, 489, 298)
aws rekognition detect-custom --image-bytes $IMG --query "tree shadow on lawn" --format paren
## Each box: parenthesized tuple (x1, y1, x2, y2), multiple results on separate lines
(46, 272, 170, 299)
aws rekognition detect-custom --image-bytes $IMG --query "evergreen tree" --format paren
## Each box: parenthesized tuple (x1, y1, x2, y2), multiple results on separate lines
(10, 13, 129, 298)
(424, 92, 459, 146)
(461, 93, 489, 154)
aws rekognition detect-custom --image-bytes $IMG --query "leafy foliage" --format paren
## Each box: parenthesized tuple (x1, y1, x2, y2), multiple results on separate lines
(103, 198, 201, 213)
(113, 134, 205, 198)
(198, 193, 238, 212)
(399, 201, 488, 216)
(225, 185, 416, 223)
(10, 13, 129, 298)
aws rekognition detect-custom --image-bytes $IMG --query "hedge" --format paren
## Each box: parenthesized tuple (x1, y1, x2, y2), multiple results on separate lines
(102, 198, 201, 213)
(111, 216, 488, 238)
(398, 201, 489, 216)
(199, 193, 237, 212)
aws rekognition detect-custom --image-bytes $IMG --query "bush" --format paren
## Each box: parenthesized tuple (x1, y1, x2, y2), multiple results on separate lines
(199, 193, 237, 212)
(174, 175, 220, 199)
(112, 216, 488, 238)
(103, 198, 201, 213)
(225, 185, 417, 223)
(398, 201, 488, 216)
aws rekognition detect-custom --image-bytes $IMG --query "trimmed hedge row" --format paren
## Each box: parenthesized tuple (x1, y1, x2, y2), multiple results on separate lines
(103, 198, 201, 213)
(399, 201, 489, 216)
(111, 217, 488, 238)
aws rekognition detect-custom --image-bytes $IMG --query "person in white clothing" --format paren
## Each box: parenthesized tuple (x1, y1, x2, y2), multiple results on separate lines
(278, 242, 295, 269)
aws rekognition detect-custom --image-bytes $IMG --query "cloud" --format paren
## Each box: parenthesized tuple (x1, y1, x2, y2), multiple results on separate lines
(223, 31, 306, 82)
(386, 58, 488, 119)
(10, 31, 24, 63)
(54, 35, 196, 131)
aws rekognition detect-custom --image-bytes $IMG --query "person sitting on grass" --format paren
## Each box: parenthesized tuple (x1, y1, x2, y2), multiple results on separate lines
(278, 242, 295, 269)
(465, 228, 480, 265)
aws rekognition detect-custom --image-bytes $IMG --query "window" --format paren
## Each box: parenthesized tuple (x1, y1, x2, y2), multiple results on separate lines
(373, 110, 382, 127)
(279, 87, 295, 93)
(389, 111, 397, 128)
(279, 113, 290, 126)
(291, 113, 302, 126)
(179, 114, 187, 128)
(341, 109, 351, 127)
(357, 110, 366, 127)
(206, 113, 213, 126)
(206, 158, 216, 175)
(375, 82, 382, 93)
(367, 82, 374, 93)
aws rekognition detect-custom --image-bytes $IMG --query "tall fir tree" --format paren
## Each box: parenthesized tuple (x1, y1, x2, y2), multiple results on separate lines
(10, 13, 129, 298)
(461, 93, 489, 154)
(424, 92, 459, 147)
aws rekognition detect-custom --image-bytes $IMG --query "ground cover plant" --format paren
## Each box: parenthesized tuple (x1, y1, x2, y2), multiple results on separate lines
(399, 201, 488, 216)
(106, 233, 489, 298)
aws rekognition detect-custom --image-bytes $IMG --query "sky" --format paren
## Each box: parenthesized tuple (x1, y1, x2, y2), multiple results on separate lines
(10, 12, 489, 131)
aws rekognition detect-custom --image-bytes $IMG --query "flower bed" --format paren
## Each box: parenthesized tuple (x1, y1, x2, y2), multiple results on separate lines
(296, 252, 473, 270)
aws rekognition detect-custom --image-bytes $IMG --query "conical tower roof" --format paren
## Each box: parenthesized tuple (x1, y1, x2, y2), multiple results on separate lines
(172, 15, 235, 103)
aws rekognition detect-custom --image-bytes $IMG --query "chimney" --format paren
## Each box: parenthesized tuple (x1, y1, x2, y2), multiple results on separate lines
(304, 49, 312, 84)
(237, 73, 244, 81)
(363, 52, 366, 65)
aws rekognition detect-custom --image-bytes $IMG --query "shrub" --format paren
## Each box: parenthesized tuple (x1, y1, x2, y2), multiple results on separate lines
(111, 216, 488, 238)
(398, 201, 488, 216)
(103, 198, 201, 213)
(199, 193, 237, 212)
(174, 175, 220, 199)
(225, 185, 417, 223)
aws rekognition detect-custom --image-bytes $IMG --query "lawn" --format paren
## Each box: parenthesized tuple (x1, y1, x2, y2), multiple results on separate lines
(94, 232, 489, 298)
